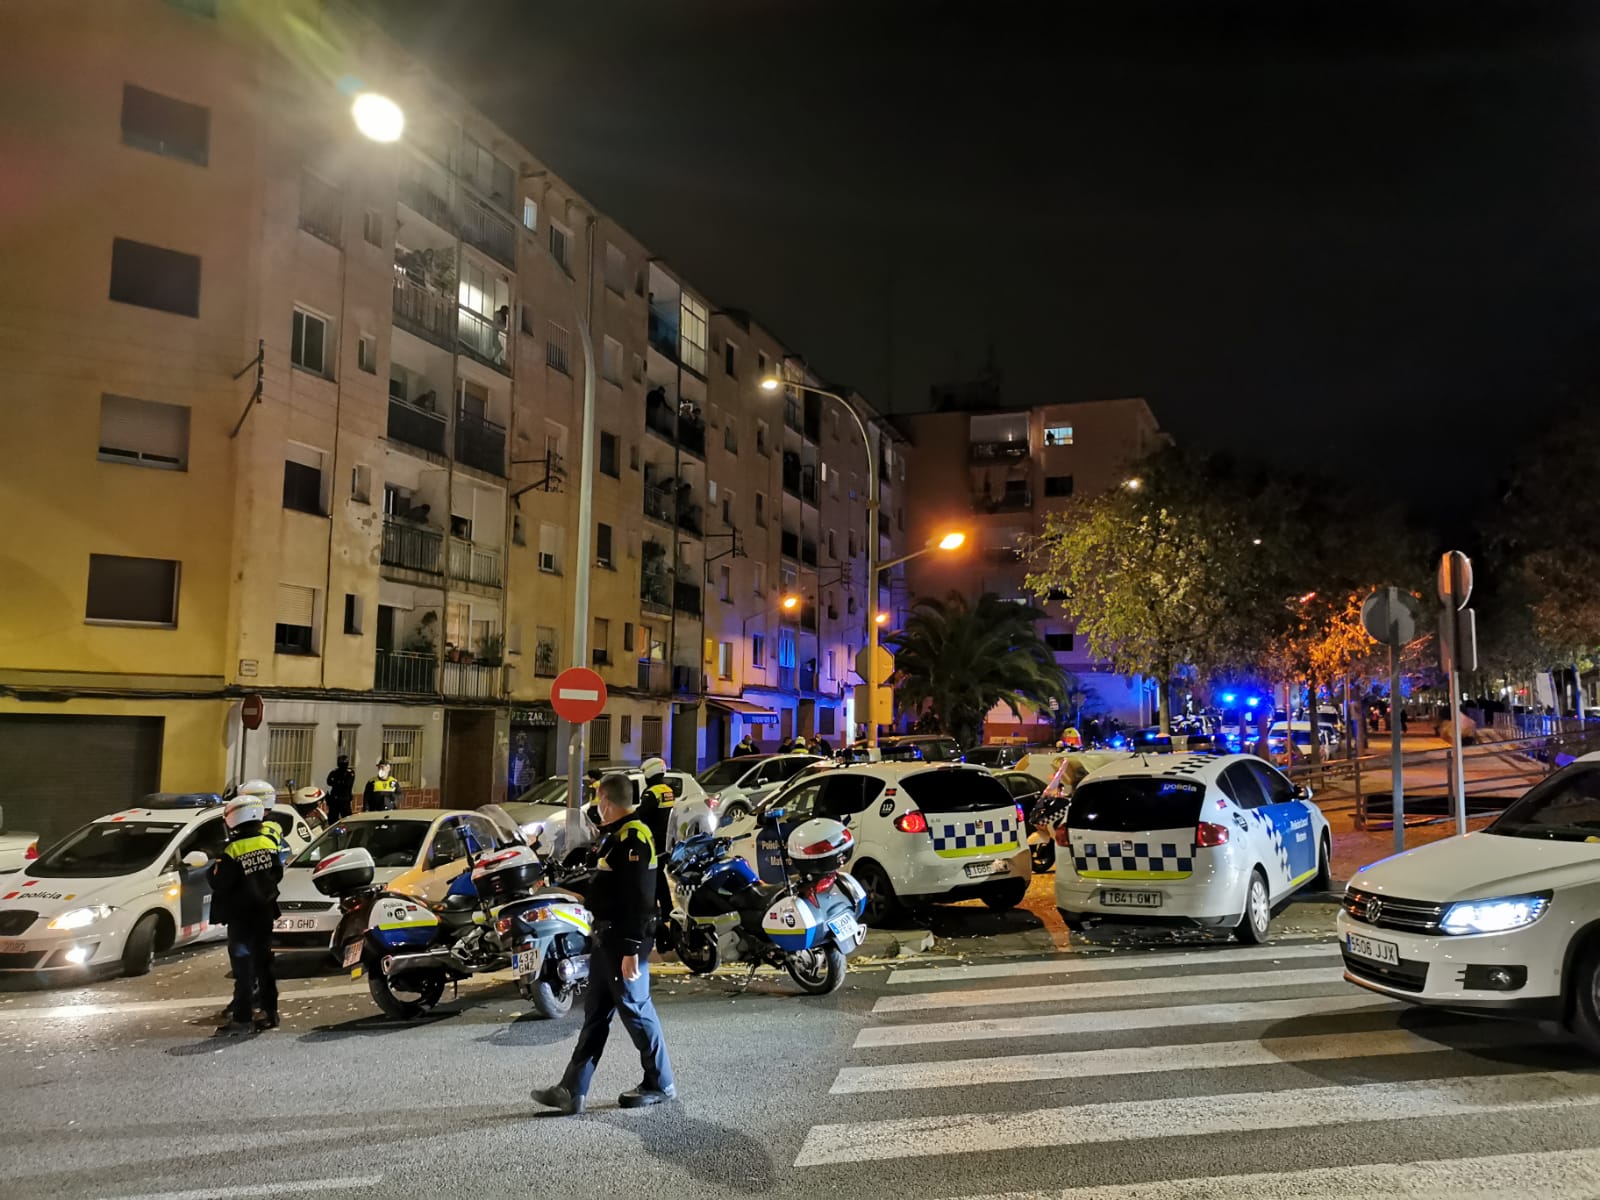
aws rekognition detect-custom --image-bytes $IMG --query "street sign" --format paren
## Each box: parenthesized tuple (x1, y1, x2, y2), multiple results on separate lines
(1437, 551, 1473, 611)
(855, 645, 894, 682)
(549, 667, 607, 725)
(1360, 588, 1420, 647)
(853, 684, 894, 727)
(1440, 607, 1479, 675)
(240, 694, 265, 731)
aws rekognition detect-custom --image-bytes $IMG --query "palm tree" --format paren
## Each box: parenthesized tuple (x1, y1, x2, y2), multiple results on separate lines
(887, 591, 1068, 748)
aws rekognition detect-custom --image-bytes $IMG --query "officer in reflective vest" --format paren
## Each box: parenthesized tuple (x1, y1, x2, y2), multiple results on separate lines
(636, 757, 676, 920)
(363, 760, 400, 812)
(533, 772, 675, 1115)
(209, 796, 284, 1034)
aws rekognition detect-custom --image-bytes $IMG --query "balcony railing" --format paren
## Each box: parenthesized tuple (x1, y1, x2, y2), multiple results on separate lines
(393, 277, 455, 348)
(645, 400, 676, 441)
(375, 649, 435, 695)
(454, 407, 506, 476)
(643, 485, 674, 524)
(781, 529, 799, 560)
(637, 660, 669, 692)
(782, 463, 801, 497)
(672, 664, 700, 693)
(442, 659, 503, 700)
(800, 473, 818, 505)
(673, 581, 702, 616)
(457, 307, 510, 374)
(460, 199, 515, 268)
(641, 576, 671, 613)
(387, 398, 447, 456)
(381, 520, 444, 574)
(676, 505, 703, 537)
(647, 309, 677, 360)
(677, 416, 706, 458)
(399, 171, 454, 232)
(974, 488, 1033, 513)
(969, 439, 1031, 463)
(447, 537, 502, 587)
(776, 664, 797, 692)
(298, 171, 342, 247)
(801, 540, 818, 567)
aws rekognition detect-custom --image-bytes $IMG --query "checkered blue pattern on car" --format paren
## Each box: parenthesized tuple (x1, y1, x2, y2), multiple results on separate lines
(1252, 809, 1291, 880)
(1073, 840, 1195, 878)
(929, 815, 1021, 858)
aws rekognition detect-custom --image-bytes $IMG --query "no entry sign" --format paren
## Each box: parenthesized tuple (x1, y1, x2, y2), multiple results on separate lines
(549, 667, 607, 725)
(240, 694, 265, 731)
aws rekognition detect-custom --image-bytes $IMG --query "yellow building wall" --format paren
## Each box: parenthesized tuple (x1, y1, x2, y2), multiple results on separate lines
(0, 697, 234, 792)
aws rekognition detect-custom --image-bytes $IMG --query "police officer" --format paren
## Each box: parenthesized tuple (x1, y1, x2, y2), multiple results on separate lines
(733, 733, 757, 757)
(210, 795, 284, 1034)
(363, 760, 400, 812)
(636, 757, 677, 920)
(532, 773, 675, 1115)
(325, 755, 356, 821)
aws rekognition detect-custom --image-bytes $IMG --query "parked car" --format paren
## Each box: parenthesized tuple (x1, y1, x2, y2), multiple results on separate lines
(504, 767, 716, 849)
(694, 754, 823, 821)
(876, 735, 964, 763)
(988, 769, 1050, 871)
(963, 743, 1052, 769)
(1267, 721, 1334, 756)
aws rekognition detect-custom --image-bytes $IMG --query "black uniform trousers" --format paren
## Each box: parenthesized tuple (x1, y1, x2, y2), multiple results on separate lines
(227, 916, 277, 1023)
(560, 933, 674, 1099)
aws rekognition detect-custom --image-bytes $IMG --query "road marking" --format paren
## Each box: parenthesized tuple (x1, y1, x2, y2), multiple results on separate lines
(100, 1175, 382, 1200)
(943, 1148, 1600, 1199)
(831, 1024, 1525, 1093)
(887, 942, 1335, 985)
(556, 687, 600, 701)
(794, 1070, 1600, 1166)
(872, 967, 1342, 1013)
(855, 992, 1397, 1048)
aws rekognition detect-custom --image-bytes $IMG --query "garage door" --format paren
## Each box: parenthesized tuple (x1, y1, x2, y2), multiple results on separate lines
(0, 716, 163, 851)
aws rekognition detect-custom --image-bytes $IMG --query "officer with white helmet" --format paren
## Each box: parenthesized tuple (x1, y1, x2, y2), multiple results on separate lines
(635, 757, 676, 927)
(209, 794, 284, 1034)
(234, 779, 289, 861)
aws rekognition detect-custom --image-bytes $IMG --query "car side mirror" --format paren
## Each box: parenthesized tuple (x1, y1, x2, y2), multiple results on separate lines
(1292, 783, 1313, 802)
(182, 851, 210, 870)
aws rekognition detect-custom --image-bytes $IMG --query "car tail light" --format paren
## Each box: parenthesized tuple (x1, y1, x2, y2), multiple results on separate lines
(704, 795, 720, 809)
(894, 810, 929, 834)
(1015, 803, 1026, 825)
(1053, 826, 1071, 848)
(24, 841, 38, 862)
(1196, 821, 1230, 848)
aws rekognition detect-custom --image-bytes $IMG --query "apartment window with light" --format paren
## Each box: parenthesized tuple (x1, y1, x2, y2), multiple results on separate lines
(680, 294, 709, 375)
(599, 432, 620, 478)
(120, 84, 208, 165)
(521, 197, 538, 231)
(291, 308, 330, 376)
(85, 554, 179, 626)
(1044, 424, 1074, 446)
(98, 394, 189, 470)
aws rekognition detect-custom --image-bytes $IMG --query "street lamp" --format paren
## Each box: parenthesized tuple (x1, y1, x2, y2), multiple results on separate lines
(351, 92, 405, 143)
(1122, 477, 1142, 491)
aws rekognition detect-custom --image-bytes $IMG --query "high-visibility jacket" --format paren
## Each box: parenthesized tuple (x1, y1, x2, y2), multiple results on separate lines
(209, 825, 283, 924)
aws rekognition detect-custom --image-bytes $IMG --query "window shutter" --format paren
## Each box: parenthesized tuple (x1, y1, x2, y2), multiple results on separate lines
(100, 394, 189, 464)
(286, 441, 323, 470)
(277, 583, 315, 626)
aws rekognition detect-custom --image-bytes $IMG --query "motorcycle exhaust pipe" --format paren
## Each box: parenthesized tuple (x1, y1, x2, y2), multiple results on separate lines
(381, 947, 458, 977)
(556, 954, 589, 982)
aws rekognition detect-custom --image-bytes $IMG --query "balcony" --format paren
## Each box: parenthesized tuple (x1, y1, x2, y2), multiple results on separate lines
(983, 545, 1024, 565)
(387, 398, 447, 457)
(645, 397, 676, 441)
(974, 487, 1033, 514)
(677, 415, 706, 458)
(457, 307, 510, 374)
(375, 649, 435, 695)
(460, 199, 515, 268)
(454, 408, 506, 476)
(781, 529, 800, 560)
(672, 664, 700, 693)
(673, 581, 702, 616)
(393, 277, 455, 349)
(399, 171, 454, 233)
(969, 439, 1031, 464)
(637, 660, 669, 692)
(799, 603, 817, 632)
(803, 398, 821, 443)
(784, 396, 803, 434)
(641, 575, 671, 615)
(447, 537, 502, 588)
(298, 171, 342, 247)
(776, 664, 797, 692)
(676, 504, 703, 537)
(442, 659, 503, 700)
(648, 309, 678, 361)
(801, 540, 818, 567)
(381, 520, 444, 574)
(643, 484, 674, 525)
(800, 473, 817, 506)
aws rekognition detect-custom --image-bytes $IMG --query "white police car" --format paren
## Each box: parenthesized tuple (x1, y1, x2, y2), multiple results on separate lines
(1054, 754, 1331, 941)
(1337, 753, 1600, 1051)
(0, 796, 311, 978)
(721, 761, 1032, 924)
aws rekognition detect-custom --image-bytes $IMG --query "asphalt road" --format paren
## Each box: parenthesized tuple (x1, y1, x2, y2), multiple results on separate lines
(3, 878, 1598, 1199)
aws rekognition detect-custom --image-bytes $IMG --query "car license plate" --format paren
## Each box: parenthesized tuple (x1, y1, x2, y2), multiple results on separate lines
(964, 860, 1002, 879)
(829, 913, 861, 944)
(1347, 932, 1400, 966)
(513, 948, 542, 978)
(0, 939, 25, 954)
(1099, 889, 1161, 908)
(273, 916, 319, 932)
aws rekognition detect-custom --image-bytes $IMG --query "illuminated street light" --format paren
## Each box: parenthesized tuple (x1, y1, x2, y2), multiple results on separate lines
(759, 377, 781, 391)
(874, 612, 889, 626)
(351, 92, 405, 143)
(937, 531, 965, 551)
(780, 594, 799, 611)
(1123, 477, 1142, 491)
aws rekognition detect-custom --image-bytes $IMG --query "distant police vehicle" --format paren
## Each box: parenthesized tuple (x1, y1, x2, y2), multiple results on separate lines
(1054, 754, 1331, 941)
(0, 795, 311, 978)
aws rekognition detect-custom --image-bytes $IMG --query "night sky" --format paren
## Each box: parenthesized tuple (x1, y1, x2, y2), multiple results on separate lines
(381, 0, 1600, 519)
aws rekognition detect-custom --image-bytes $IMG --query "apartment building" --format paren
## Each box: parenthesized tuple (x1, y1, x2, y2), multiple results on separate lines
(899, 397, 1168, 734)
(0, 0, 901, 842)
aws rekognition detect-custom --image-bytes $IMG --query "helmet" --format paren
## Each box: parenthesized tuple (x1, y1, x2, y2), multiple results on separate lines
(640, 756, 666, 782)
(236, 779, 276, 801)
(223, 796, 265, 829)
(337, 755, 350, 767)
(785, 817, 854, 874)
(294, 785, 326, 805)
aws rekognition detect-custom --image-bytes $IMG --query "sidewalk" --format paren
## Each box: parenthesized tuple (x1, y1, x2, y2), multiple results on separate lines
(1326, 804, 1497, 889)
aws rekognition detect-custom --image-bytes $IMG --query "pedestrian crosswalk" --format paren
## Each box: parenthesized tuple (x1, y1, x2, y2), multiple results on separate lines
(794, 938, 1600, 1196)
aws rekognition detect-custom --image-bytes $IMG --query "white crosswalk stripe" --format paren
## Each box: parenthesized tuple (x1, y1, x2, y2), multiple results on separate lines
(886, 941, 1334, 985)
(872, 966, 1341, 1013)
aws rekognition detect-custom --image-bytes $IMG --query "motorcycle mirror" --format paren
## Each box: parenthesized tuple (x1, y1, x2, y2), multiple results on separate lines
(181, 851, 210, 870)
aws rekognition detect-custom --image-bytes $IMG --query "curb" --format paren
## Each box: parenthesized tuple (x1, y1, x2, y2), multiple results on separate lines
(862, 926, 936, 958)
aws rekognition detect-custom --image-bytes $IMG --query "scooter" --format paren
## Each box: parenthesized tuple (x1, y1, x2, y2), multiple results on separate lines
(493, 845, 596, 1019)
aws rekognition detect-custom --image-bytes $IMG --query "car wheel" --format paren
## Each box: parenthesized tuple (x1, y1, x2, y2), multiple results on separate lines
(1031, 839, 1057, 874)
(121, 913, 159, 977)
(1234, 870, 1272, 944)
(982, 879, 1029, 912)
(1313, 833, 1333, 892)
(855, 861, 901, 925)
(1568, 940, 1600, 1056)
(721, 801, 751, 824)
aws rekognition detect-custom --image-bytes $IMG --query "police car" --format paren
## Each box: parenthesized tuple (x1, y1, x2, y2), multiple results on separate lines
(720, 761, 1032, 924)
(0, 796, 312, 978)
(1053, 754, 1331, 941)
(1336, 753, 1600, 1051)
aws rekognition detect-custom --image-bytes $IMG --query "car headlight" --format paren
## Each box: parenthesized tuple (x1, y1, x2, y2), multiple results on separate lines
(48, 905, 116, 931)
(1440, 892, 1551, 936)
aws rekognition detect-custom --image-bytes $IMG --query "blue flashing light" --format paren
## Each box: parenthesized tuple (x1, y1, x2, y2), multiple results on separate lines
(1246, 697, 1260, 708)
(1220, 692, 1237, 704)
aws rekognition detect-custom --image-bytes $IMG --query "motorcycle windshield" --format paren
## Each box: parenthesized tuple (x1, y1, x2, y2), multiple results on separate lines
(478, 803, 523, 846)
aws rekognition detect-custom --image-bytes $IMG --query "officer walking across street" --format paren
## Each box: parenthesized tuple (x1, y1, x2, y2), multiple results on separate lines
(363, 759, 400, 812)
(325, 754, 356, 821)
(210, 795, 285, 1034)
(532, 773, 676, 1115)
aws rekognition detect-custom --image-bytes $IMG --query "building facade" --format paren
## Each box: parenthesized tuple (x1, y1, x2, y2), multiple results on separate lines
(0, 0, 902, 844)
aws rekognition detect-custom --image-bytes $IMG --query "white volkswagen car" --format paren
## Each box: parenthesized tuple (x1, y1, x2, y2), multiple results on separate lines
(695, 754, 823, 821)
(1337, 754, 1600, 1051)
(721, 761, 1032, 923)
(0, 797, 311, 978)
(1054, 753, 1331, 941)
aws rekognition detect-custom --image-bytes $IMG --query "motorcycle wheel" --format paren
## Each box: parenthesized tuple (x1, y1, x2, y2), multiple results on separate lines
(675, 930, 721, 975)
(786, 946, 846, 996)
(531, 978, 574, 1019)
(364, 948, 446, 1019)
(1030, 839, 1057, 873)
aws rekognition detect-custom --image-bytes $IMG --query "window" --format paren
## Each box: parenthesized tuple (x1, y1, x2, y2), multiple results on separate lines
(121, 84, 208, 165)
(757, 351, 768, 378)
(596, 522, 614, 567)
(847, 596, 857, 615)
(109, 237, 199, 317)
(1045, 474, 1074, 498)
(605, 242, 628, 293)
(549, 223, 571, 272)
(344, 594, 363, 635)
(754, 492, 765, 525)
(363, 209, 383, 246)
(717, 641, 733, 679)
(753, 562, 766, 596)
(724, 341, 738, 377)
(724, 421, 738, 454)
(521, 197, 538, 231)
(778, 628, 797, 669)
(336, 725, 358, 767)
(602, 335, 623, 385)
(623, 622, 636, 653)
(680, 294, 708, 375)
(265, 725, 315, 791)
(825, 650, 835, 680)
(590, 714, 612, 762)
(462, 137, 515, 209)
(350, 463, 371, 504)
(592, 617, 610, 666)
(85, 554, 178, 626)
(357, 334, 376, 374)
(275, 583, 317, 654)
(1043, 424, 1074, 446)
(512, 514, 526, 546)
(756, 420, 769, 456)
(298, 170, 342, 246)
(751, 633, 765, 666)
(381, 726, 422, 789)
(539, 523, 562, 573)
(291, 308, 329, 376)
(98, 394, 188, 470)
(722, 495, 732, 526)
(719, 564, 732, 603)
(535, 626, 558, 676)
(546, 321, 571, 373)
(620, 714, 633, 745)
(827, 529, 836, 559)
(1218, 764, 1267, 810)
(599, 432, 620, 477)
(848, 531, 858, 558)
(282, 443, 326, 515)
(1045, 632, 1075, 653)
(641, 715, 663, 757)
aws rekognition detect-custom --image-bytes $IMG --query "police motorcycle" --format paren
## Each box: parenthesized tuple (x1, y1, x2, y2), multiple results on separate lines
(658, 812, 867, 996)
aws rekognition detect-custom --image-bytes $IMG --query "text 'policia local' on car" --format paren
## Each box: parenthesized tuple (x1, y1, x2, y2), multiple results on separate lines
(1338, 752, 1600, 1051)
(1054, 753, 1331, 941)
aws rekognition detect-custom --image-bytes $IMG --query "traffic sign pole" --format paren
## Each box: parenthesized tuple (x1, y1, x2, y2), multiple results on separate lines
(1437, 553, 1475, 838)
(1361, 587, 1419, 854)
(1391, 641, 1404, 855)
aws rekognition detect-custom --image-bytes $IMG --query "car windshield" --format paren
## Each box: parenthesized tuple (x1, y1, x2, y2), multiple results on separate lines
(1489, 765, 1600, 842)
(513, 777, 567, 806)
(698, 759, 759, 790)
(882, 738, 962, 762)
(963, 748, 1003, 766)
(901, 769, 1015, 814)
(1069, 778, 1206, 832)
(290, 819, 430, 869)
(29, 821, 181, 877)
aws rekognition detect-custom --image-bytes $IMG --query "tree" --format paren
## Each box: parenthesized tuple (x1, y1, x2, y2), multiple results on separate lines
(887, 592, 1068, 748)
